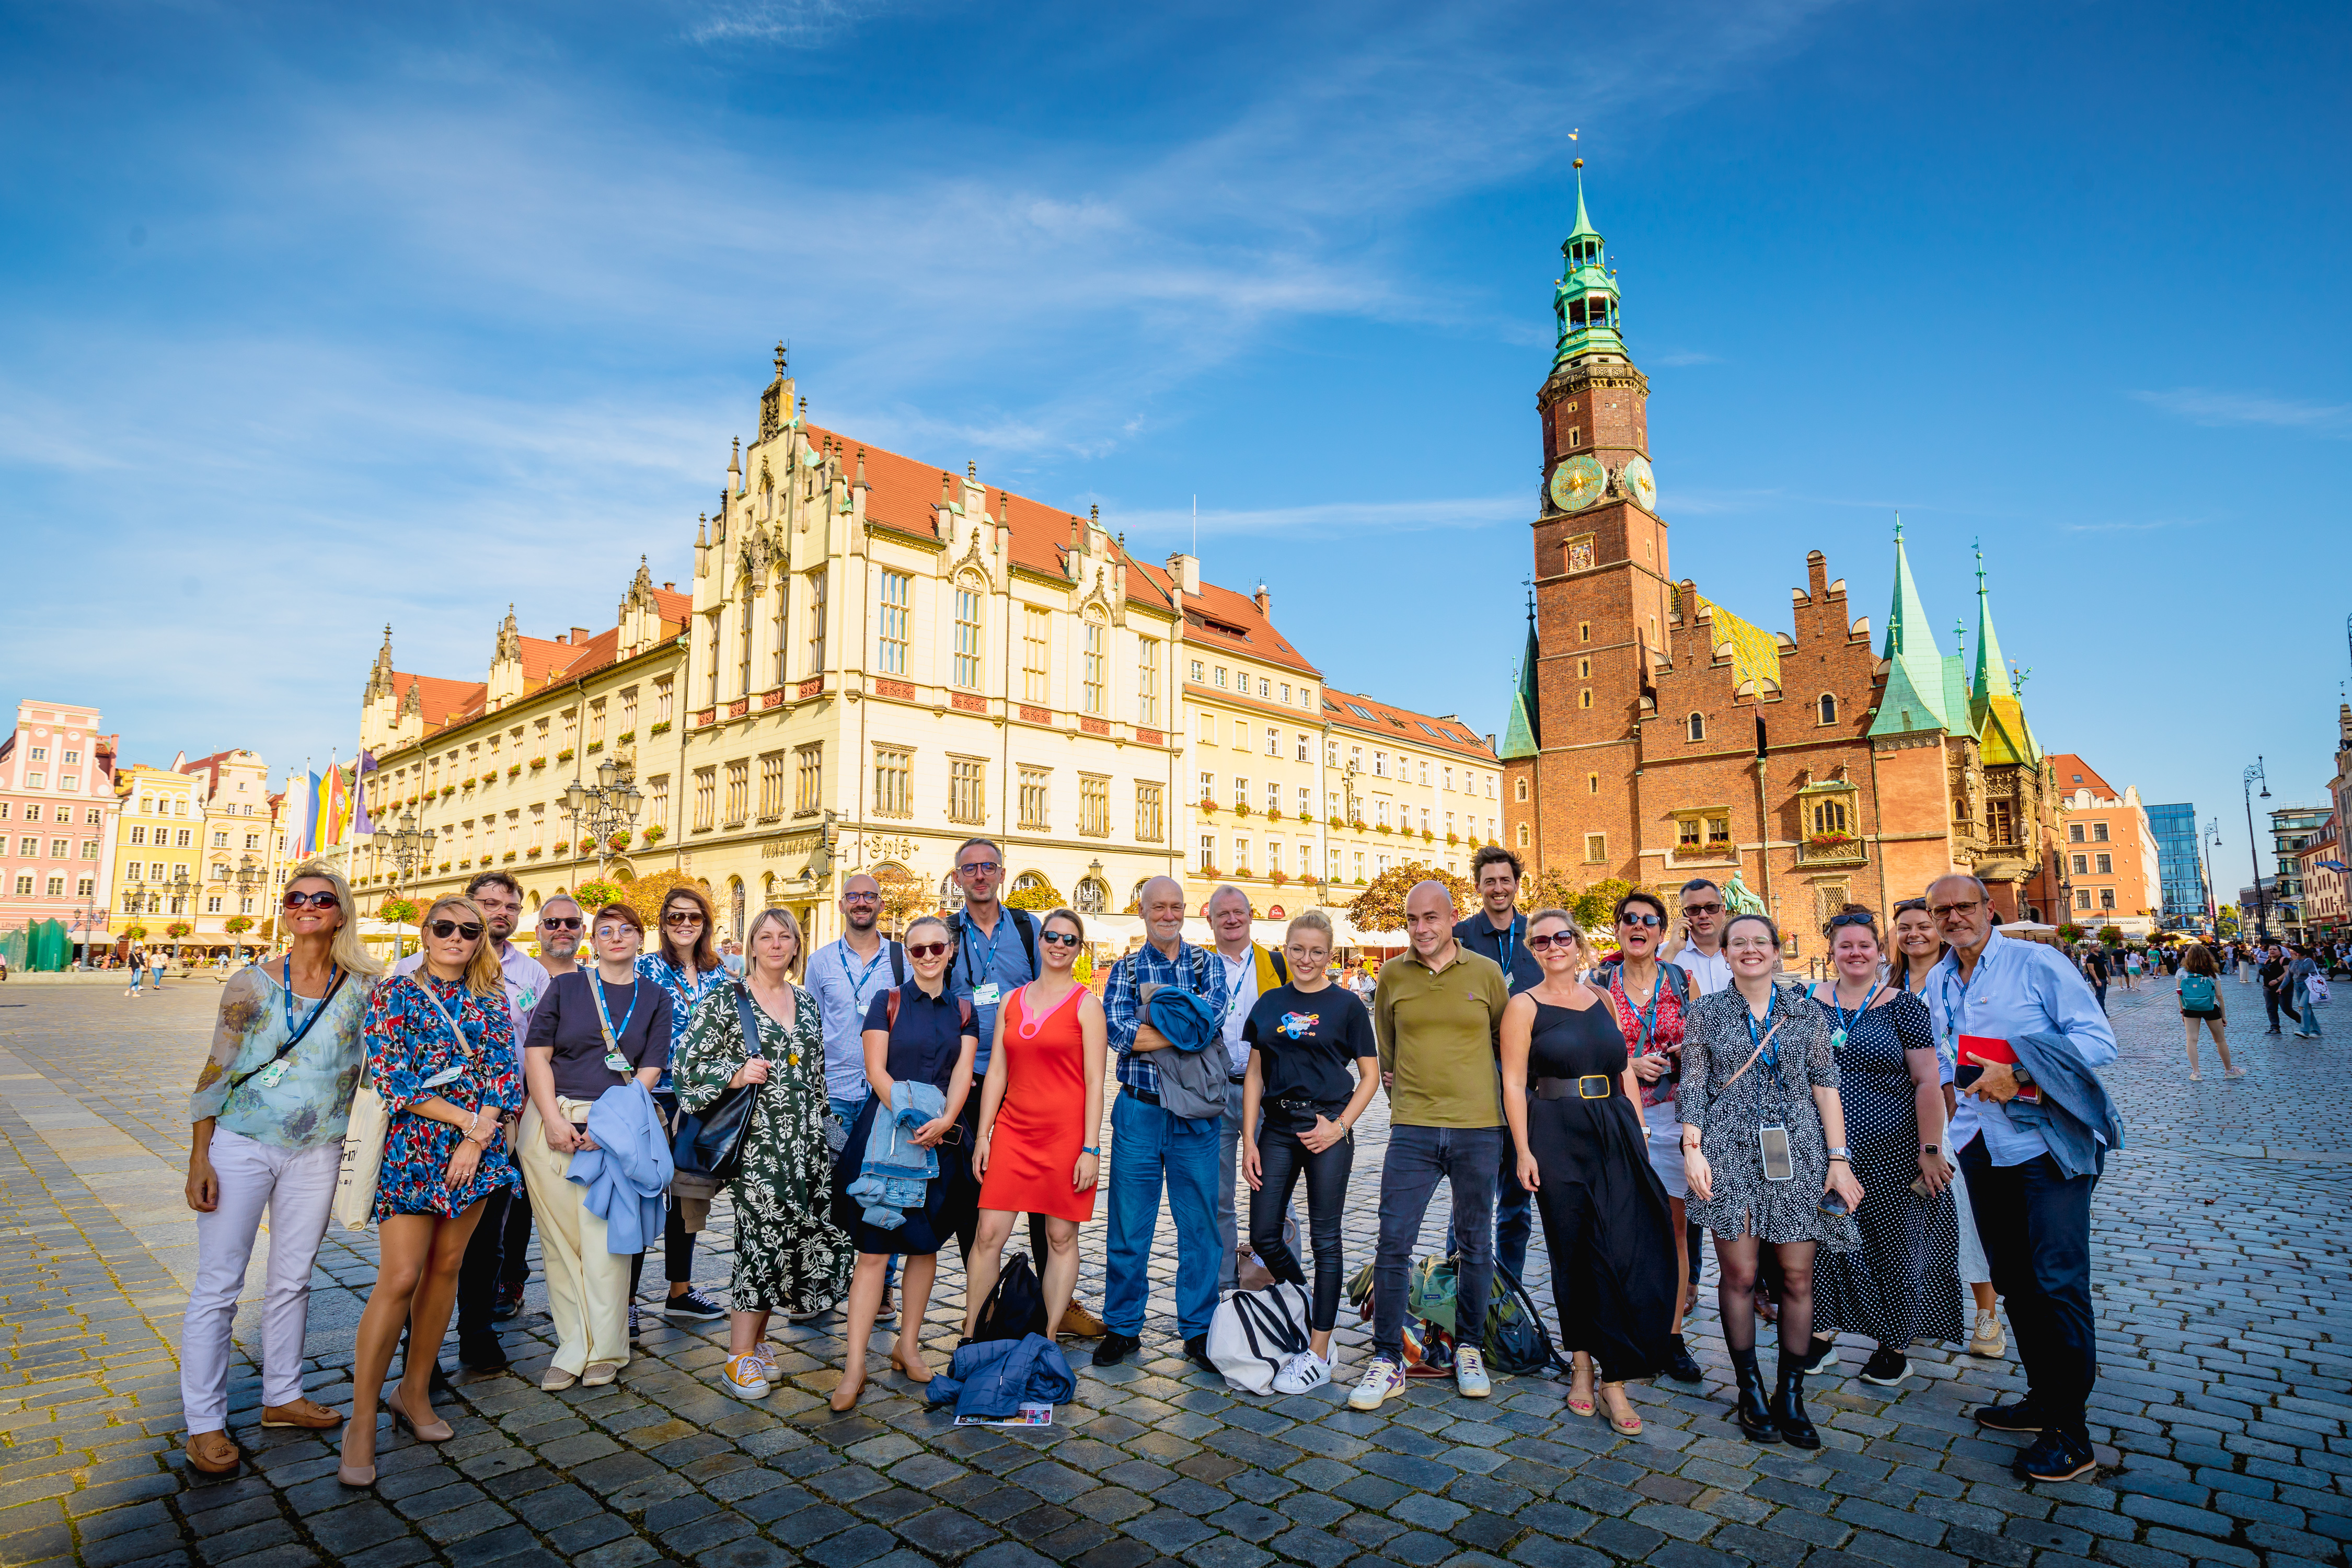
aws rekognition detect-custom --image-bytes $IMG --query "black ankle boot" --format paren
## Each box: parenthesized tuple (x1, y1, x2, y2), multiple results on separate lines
(1772, 1352, 1820, 1449)
(1730, 1348, 1779, 1441)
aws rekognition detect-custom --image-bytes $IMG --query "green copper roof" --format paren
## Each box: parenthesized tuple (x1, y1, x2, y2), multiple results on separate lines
(1868, 516, 1952, 736)
(1552, 163, 1625, 365)
(1501, 598, 1541, 760)
(1566, 172, 1599, 245)
(1967, 552, 2039, 767)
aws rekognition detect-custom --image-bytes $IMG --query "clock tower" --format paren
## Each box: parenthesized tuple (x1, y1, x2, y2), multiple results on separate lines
(1520, 162, 1673, 881)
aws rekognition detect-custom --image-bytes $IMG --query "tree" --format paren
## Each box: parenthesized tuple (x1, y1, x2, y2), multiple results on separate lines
(1343, 861, 1477, 934)
(1005, 876, 1065, 913)
(872, 863, 930, 931)
(1518, 865, 1579, 917)
(1573, 878, 1639, 932)
(616, 870, 711, 932)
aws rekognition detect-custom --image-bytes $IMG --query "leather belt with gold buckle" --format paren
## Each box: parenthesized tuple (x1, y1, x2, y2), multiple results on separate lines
(1534, 1074, 1614, 1101)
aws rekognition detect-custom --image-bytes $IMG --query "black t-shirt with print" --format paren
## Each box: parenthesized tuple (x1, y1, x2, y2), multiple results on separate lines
(1242, 982, 1378, 1106)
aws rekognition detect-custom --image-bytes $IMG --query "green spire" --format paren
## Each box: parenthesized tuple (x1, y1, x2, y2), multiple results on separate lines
(1867, 514, 1951, 736)
(1968, 546, 2039, 766)
(1552, 159, 1624, 364)
(1971, 545, 2014, 704)
(1501, 591, 1541, 759)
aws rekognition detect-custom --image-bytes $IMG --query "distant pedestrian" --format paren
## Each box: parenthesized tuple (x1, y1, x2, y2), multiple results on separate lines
(125, 947, 144, 996)
(2175, 945, 2238, 1080)
(2259, 944, 2292, 1033)
(2080, 947, 2108, 1011)
(2289, 946, 2323, 1040)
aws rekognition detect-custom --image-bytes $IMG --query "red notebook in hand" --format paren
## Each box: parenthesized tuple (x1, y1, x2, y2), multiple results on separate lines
(1956, 1033, 2042, 1103)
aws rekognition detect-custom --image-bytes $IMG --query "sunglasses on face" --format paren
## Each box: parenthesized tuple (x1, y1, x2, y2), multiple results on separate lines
(905, 941, 951, 959)
(1526, 932, 1579, 951)
(1039, 930, 1081, 948)
(429, 920, 485, 940)
(1681, 901, 1723, 917)
(538, 916, 584, 931)
(282, 891, 339, 910)
(664, 912, 704, 926)
(957, 860, 1001, 876)
(1618, 912, 1662, 928)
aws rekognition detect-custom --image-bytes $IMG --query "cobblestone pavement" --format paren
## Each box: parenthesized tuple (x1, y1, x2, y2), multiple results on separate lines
(0, 971, 2344, 1568)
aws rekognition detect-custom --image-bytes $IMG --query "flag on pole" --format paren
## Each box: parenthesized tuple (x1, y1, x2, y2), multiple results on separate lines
(300, 771, 321, 856)
(320, 757, 349, 849)
(353, 751, 378, 838)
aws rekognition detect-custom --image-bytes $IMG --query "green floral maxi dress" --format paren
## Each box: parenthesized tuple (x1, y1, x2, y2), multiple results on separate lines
(673, 980, 854, 1317)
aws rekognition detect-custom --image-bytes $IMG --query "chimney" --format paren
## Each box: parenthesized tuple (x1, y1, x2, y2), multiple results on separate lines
(572, 627, 591, 644)
(1485, 732, 1497, 754)
(555, 633, 567, 645)
(1166, 551, 1201, 597)
(662, 582, 674, 591)
(1253, 584, 1271, 618)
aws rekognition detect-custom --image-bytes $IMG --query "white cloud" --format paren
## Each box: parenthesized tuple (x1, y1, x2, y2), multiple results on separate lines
(2130, 387, 2351, 435)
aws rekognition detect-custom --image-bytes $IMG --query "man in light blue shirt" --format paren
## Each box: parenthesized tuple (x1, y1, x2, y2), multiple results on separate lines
(1924, 875, 2116, 1485)
(809, 873, 904, 1316)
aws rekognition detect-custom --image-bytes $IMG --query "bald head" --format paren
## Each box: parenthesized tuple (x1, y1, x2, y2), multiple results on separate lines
(1404, 880, 1457, 960)
(1140, 877, 1187, 951)
(840, 872, 881, 932)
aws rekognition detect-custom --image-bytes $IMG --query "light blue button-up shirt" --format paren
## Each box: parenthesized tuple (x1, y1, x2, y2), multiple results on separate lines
(1924, 929, 2116, 1168)
(808, 935, 903, 1102)
(951, 905, 1036, 1075)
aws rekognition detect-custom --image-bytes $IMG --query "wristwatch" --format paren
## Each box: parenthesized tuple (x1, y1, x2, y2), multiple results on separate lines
(2011, 1065, 2036, 1087)
(1827, 1145, 1852, 1163)
(1081, 1146, 1101, 1157)
(1920, 1142, 1940, 1155)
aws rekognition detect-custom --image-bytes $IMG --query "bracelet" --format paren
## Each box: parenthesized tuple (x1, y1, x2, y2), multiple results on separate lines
(1828, 1154, 1850, 1165)
(1081, 1146, 1101, 1157)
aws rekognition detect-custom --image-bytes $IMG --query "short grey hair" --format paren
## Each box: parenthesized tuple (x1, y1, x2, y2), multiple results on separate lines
(1927, 873, 1991, 902)
(1206, 884, 1251, 916)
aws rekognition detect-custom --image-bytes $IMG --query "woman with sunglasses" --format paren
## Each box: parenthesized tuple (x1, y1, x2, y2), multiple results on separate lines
(518, 902, 672, 1390)
(179, 863, 382, 1477)
(340, 895, 524, 1486)
(967, 908, 1107, 1343)
(1601, 890, 1705, 1383)
(632, 884, 731, 1323)
(1679, 913, 1862, 1448)
(1801, 907, 1961, 1390)
(1891, 897, 2006, 1360)
(1503, 912, 1676, 1435)
(829, 914, 977, 1410)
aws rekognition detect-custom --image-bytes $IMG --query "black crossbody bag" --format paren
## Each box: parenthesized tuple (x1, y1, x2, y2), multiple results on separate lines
(670, 984, 767, 1183)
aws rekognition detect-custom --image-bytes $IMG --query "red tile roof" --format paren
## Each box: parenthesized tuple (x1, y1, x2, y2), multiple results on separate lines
(386, 599, 686, 742)
(2048, 754, 2118, 799)
(1322, 686, 1497, 764)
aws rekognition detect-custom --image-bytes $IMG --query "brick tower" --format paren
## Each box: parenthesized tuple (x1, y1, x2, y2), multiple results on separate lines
(1517, 163, 1675, 880)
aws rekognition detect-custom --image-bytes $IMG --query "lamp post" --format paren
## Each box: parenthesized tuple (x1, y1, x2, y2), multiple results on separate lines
(2200, 817, 2223, 935)
(372, 809, 435, 961)
(2243, 759, 2270, 942)
(169, 869, 193, 961)
(559, 757, 644, 885)
(229, 854, 264, 958)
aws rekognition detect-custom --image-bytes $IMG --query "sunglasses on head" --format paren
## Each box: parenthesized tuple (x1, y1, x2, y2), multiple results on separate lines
(1618, 912, 1662, 928)
(428, 920, 484, 940)
(282, 891, 339, 910)
(905, 940, 951, 959)
(1039, 930, 1081, 948)
(1892, 898, 1929, 913)
(1829, 912, 1877, 930)
(538, 916, 583, 931)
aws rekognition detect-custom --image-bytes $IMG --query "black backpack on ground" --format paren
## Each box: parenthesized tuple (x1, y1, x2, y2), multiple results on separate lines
(970, 1252, 1048, 1343)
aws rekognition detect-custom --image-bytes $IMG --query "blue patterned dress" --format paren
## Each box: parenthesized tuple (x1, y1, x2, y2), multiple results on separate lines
(364, 973, 524, 1219)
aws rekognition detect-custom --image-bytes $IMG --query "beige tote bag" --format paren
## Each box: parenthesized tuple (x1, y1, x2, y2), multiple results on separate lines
(333, 1083, 391, 1230)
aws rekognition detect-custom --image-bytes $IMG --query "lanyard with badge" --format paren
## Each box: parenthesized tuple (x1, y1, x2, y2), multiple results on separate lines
(590, 974, 642, 1074)
(1823, 978, 1882, 1052)
(1742, 990, 1796, 1182)
(1496, 916, 1519, 979)
(960, 912, 1016, 1011)
(238, 960, 348, 1092)
(411, 976, 479, 1093)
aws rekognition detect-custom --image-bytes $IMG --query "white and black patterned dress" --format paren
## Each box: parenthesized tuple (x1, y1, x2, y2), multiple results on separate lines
(1809, 989, 1965, 1347)
(1679, 988, 1861, 1250)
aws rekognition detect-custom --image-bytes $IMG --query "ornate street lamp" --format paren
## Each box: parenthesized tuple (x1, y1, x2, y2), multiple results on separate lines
(559, 758, 643, 881)
(2243, 758, 2270, 941)
(372, 808, 436, 960)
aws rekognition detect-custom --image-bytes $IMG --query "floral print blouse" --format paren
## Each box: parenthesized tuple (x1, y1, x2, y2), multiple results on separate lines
(189, 961, 371, 1149)
(638, 952, 730, 1091)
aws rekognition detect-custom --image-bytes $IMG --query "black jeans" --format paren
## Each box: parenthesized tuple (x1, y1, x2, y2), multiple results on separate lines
(1251, 1112, 1354, 1332)
(1959, 1137, 2096, 1436)
(455, 1186, 512, 1341)
(500, 1185, 533, 1289)
(628, 1090, 699, 1295)
(2264, 985, 2298, 1029)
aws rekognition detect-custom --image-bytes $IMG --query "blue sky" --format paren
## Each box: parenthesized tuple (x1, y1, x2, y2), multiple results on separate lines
(4, 0, 2347, 874)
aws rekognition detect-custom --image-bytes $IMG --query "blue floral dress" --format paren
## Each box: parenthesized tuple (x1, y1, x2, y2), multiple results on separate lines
(637, 954, 730, 1091)
(365, 973, 524, 1219)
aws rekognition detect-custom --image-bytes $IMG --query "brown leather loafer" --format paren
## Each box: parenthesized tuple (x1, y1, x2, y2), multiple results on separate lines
(185, 1430, 242, 1474)
(1056, 1300, 1107, 1339)
(260, 1398, 346, 1430)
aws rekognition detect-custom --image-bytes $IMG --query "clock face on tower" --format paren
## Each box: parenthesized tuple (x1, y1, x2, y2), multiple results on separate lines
(1549, 455, 1608, 513)
(1619, 455, 1657, 513)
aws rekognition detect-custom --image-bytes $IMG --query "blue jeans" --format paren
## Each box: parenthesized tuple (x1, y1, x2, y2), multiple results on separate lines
(1105, 1091, 1221, 1339)
(2296, 980, 2323, 1037)
(830, 1096, 898, 1295)
(1443, 1135, 1532, 1288)
(1374, 1124, 1503, 1364)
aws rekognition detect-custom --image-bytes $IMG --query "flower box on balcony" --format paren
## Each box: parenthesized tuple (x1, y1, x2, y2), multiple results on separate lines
(1234, 803, 1252, 817)
(1198, 799, 1218, 814)
(617, 731, 635, 746)
(529, 756, 547, 769)
(649, 721, 671, 737)
(507, 765, 522, 778)
(557, 748, 574, 763)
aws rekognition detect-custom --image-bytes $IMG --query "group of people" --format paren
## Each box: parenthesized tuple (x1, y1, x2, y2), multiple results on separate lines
(175, 841, 2123, 1496)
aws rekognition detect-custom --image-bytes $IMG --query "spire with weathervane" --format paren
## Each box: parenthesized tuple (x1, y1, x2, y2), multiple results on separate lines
(1500, 590, 1542, 759)
(1968, 548, 2039, 766)
(1867, 515, 1954, 737)
(1552, 159, 1625, 365)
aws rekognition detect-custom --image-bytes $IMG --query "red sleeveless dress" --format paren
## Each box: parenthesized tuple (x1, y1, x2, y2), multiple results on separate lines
(977, 983, 1097, 1223)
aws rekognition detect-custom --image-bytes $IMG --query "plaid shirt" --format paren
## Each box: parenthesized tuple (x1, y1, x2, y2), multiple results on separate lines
(1103, 939, 1229, 1100)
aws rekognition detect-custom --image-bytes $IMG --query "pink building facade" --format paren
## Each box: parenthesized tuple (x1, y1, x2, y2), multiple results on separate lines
(0, 699, 120, 956)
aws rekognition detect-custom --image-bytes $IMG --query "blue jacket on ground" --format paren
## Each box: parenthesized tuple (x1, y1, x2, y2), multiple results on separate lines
(845, 1080, 943, 1228)
(568, 1081, 674, 1253)
(924, 1332, 1075, 1421)
(2009, 1030, 2126, 1181)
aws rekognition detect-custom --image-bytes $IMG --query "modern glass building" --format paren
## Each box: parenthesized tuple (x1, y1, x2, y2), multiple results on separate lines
(2147, 802, 2206, 929)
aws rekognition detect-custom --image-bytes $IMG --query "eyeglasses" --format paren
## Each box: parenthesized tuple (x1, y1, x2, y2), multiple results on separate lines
(538, 916, 583, 931)
(1040, 930, 1081, 948)
(664, 912, 705, 926)
(281, 891, 339, 910)
(1681, 901, 1723, 917)
(1929, 900, 1983, 919)
(843, 893, 880, 905)
(1617, 912, 1662, 928)
(906, 941, 950, 959)
(1526, 932, 1580, 951)
(595, 925, 639, 940)
(956, 859, 1001, 875)
(428, 920, 485, 940)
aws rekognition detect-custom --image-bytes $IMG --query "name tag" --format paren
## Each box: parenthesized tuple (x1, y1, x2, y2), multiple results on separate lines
(604, 1050, 631, 1073)
(973, 983, 1002, 1008)
(255, 1059, 291, 1089)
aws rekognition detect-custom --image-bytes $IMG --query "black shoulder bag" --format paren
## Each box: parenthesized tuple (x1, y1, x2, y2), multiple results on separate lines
(671, 984, 767, 1183)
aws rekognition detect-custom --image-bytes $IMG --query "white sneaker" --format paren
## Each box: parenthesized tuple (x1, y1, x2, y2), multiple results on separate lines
(1454, 1346, 1492, 1398)
(1348, 1357, 1407, 1411)
(1968, 1308, 2007, 1359)
(722, 1353, 771, 1400)
(752, 1341, 783, 1380)
(1273, 1351, 1331, 1394)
